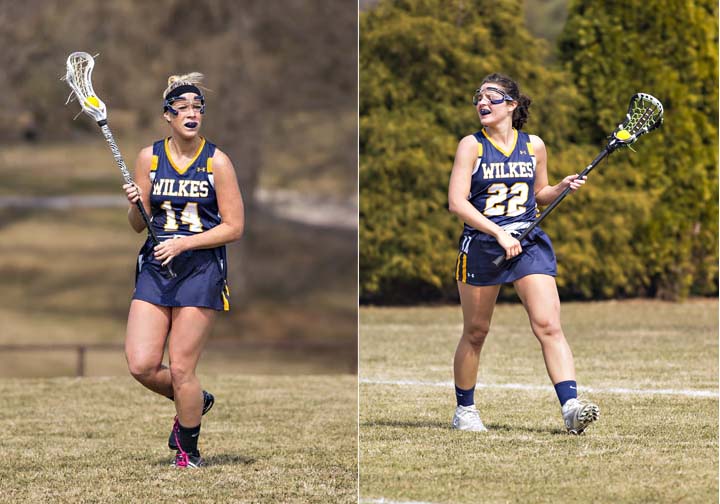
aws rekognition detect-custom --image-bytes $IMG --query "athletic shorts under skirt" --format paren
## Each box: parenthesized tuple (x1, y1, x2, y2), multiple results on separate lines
(455, 227, 557, 286)
(133, 238, 230, 311)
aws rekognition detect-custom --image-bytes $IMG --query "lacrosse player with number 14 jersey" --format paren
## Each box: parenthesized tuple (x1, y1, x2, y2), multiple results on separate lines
(123, 73, 244, 468)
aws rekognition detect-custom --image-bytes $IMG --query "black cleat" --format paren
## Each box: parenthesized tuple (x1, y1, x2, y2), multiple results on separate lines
(200, 390, 215, 415)
(168, 390, 214, 450)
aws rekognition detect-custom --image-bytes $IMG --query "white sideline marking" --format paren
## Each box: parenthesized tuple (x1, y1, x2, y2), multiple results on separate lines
(360, 378, 718, 399)
(361, 499, 439, 504)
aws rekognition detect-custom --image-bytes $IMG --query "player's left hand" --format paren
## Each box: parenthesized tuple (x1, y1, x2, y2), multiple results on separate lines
(154, 236, 187, 266)
(563, 174, 587, 192)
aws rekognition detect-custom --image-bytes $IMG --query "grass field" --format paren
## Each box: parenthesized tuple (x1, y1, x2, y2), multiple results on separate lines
(1, 374, 357, 503)
(359, 300, 718, 503)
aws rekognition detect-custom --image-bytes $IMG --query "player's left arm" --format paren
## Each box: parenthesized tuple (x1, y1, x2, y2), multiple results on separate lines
(531, 134, 586, 206)
(153, 149, 245, 265)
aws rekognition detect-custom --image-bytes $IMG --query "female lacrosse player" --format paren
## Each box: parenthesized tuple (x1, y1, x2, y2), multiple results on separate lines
(448, 73, 599, 434)
(123, 73, 244, 467)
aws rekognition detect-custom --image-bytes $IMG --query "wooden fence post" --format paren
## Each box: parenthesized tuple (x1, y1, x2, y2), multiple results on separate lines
(76, 346, 86, 377)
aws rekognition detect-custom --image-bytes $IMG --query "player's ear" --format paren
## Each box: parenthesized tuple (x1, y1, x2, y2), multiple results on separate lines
(163, 112, 172, 123)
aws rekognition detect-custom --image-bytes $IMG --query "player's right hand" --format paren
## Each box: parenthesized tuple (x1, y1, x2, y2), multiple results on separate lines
(123, 183, 141, 204)
(496, 232, 522, 260)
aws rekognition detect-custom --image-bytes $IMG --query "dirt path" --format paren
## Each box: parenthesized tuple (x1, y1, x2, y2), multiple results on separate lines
(0, 189, 357, 229)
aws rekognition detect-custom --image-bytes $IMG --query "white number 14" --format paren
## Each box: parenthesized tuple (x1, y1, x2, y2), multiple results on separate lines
(161, 201, 203, 232)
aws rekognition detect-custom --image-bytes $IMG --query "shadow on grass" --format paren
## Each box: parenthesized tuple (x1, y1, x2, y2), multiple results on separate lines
(153, 453, 257, 467)
(206, 453, 258, 466)
(484, 422, 567, 435)
(362, 419, 567, 435)
(361, 419, 447, 429)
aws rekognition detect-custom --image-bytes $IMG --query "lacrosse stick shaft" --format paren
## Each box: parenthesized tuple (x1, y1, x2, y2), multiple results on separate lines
(492, 146, 610, 268)
(99, 122, 134, 184)
(98, 121, 176, 278)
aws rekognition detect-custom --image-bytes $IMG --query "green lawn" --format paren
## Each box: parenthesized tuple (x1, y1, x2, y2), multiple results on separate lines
(1, 374, 357, 503)
(359, 300, 718, 503)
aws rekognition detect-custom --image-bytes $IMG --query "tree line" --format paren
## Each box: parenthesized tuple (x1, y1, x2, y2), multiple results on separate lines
(360, 0, 718, 303)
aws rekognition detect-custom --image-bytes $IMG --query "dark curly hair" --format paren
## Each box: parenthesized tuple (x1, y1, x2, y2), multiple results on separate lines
(480, 73, 531, 130)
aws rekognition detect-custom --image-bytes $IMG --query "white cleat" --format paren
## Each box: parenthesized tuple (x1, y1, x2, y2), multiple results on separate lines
(562, 398, 600, 435)
(452, 404, 488, 432)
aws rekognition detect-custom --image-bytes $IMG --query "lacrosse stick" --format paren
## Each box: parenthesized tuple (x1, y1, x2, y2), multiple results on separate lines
(63, 52, 176, 278)
(493, 93, 664, 267)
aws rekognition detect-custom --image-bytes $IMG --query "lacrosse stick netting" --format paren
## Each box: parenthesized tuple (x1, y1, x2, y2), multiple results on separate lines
(609, 93, 664, 150)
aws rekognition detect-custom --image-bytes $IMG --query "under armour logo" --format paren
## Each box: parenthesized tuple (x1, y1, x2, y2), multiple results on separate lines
(520, 150, 527, 155)
(196, 167, 207, 172)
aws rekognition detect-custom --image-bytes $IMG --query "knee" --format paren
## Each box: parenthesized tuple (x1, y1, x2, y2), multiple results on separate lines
(463, 322, 490, 350)
(532, 317, 563, 342)
(169, 361, 195, 387)
(126, 355, 160, 382)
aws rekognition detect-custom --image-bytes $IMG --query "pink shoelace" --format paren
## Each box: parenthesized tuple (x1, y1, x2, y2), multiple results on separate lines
(172, 417, 190, 468)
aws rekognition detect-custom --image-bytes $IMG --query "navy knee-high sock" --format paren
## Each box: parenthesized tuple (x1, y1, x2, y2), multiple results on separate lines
(554, 380, 577, 406)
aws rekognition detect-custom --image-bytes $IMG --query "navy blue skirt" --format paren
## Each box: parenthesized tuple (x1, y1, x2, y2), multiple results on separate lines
(455, 227, 557, 286)
(133, 238, 230, 311)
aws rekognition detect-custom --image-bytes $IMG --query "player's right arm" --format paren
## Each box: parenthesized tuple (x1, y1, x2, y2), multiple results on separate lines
(123, 146, 154, 233)
(447, 135, 522, 260)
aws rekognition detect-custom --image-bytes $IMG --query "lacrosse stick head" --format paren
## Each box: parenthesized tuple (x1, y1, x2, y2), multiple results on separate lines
(608, 93, 664, 151)
(63, 52, 107, 124)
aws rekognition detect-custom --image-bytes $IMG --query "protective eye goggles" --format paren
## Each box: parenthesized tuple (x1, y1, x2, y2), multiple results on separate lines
(163, 95, 206, 116)
(472, 87, 514, 106)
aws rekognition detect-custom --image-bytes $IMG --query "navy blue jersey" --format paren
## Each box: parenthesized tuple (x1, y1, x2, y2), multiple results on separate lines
(454, 128, 557, 285)
(132, 136, 230, 311)
(462, 128, 538, 238)
(149, 137, 220, 238)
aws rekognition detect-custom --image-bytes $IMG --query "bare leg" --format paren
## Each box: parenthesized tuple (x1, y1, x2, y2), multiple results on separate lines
(453, 282, 501, 390)
(168, 306, 215, 427)
(513, 274, 575, 384)
(125, 300, 173, 398)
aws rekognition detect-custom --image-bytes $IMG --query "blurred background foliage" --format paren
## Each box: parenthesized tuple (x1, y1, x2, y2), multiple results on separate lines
(360, 0, 718, 304)
(0, 0, 357, 375)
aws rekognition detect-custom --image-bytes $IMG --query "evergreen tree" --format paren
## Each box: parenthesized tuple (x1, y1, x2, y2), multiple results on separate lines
(360, 0, 581, 302)
(559, 0, 718, 298)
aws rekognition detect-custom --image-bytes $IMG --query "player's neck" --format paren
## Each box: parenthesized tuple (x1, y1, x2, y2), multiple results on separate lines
(483, 124, 515, 146)
(168, 135, 202, 158)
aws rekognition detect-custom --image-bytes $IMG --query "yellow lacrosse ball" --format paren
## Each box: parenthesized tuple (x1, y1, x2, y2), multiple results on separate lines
(85, 96, 100, 108)
(615, 129, 631, 141)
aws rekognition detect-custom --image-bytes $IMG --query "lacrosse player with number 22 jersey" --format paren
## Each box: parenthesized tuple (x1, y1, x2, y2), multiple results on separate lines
(448, 73, 599, 435)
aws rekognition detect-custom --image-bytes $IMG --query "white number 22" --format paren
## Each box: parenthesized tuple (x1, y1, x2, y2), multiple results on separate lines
(483, 182, 530, 217)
